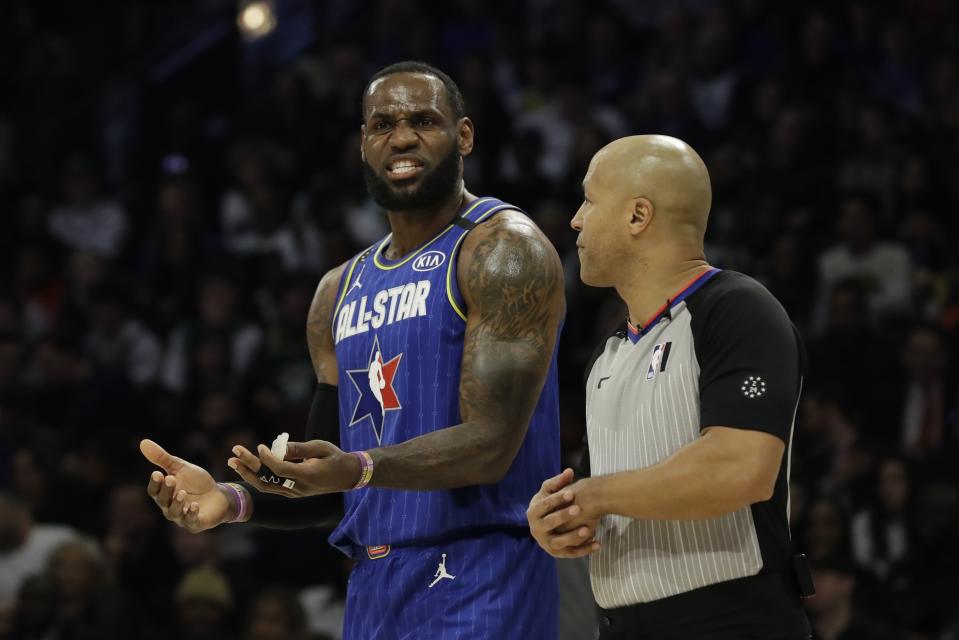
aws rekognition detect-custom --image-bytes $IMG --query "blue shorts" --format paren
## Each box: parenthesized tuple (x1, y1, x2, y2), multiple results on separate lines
(343, 529, 558, 639)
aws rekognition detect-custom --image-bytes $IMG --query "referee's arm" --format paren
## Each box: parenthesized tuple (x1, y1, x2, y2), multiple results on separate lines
(528, 428, 783, 557)
(570, 427, 783, 521)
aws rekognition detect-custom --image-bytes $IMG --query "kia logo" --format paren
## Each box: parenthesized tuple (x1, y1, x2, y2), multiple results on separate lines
(412, 251, 446, 272)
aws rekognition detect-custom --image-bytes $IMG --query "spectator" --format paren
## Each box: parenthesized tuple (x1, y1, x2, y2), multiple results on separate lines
(172, 567, 234, 640)
(0, 492, 77, 621)
(14, 246, 64, 338)
(29, 332, 139, 436)
(161, 274, 262, 394)
(47, 154, 127, 259)
(245, 587, 313, 640)
(806, 554, 897, 640)
(102, 484, 178, 616)
(850, 455, 912, 579)
(6, 448, 59, 525)
(880, 325, 956, 458)
(804, 497, 852, 563)
(816, 192, 912, 328)
(47, 538, 151, 640)
(248, 274, 318, 435)
(169, 526, 256, 612)
(140, 178, 208, 334)
(885, 480, 959, 636)
(83, 281, 162, 387)
(0, 575, 61, 640)
(808, 280, 891, 417)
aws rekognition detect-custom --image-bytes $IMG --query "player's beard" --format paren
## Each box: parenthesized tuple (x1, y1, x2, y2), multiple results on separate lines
(363, 147, 460, 212)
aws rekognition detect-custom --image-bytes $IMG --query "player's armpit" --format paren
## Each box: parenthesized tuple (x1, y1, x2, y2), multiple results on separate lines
(307, 262, 348, 386)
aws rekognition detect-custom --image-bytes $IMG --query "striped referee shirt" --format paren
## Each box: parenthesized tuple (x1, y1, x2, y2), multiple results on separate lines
(583, 268, 804, 609)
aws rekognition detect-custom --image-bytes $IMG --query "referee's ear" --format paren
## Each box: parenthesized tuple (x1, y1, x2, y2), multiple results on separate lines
(628, 197, 654, 236)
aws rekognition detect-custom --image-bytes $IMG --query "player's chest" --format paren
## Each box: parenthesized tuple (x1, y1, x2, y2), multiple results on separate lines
(332, 261, 459, 346)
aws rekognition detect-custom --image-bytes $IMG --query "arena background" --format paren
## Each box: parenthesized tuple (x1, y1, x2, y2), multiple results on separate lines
(1, 1, 958, 638)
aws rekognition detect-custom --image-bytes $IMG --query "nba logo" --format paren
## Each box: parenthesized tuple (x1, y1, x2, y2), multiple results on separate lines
(646, 342, 672, 381)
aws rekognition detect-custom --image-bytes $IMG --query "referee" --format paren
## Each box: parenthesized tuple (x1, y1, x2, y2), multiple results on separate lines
(527, 135, 813, 639)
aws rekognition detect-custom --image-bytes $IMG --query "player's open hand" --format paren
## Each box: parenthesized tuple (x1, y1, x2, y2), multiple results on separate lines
(228, 440, 362, 497)
(140, 439, 231, 533)
(527, 468, 601, 559)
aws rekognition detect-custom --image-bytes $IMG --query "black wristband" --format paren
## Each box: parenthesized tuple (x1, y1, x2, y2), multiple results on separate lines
(240, 488, 341, 529)
(307, 383, 340, 443)
(244, 383, 343, 528)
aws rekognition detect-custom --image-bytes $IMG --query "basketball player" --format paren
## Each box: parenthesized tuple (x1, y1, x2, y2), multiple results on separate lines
(141, 61, 564, 639)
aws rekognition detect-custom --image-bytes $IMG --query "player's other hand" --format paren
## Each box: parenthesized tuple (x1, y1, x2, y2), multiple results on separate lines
(228, 439, 361, 497)
(527, 468, 601, 559)
(140, 439, 231, 533)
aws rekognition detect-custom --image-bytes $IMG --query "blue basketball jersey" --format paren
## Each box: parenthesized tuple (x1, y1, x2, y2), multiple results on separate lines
(328, 197, 561, 557)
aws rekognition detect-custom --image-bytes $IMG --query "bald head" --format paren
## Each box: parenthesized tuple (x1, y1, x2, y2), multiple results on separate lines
(588, 135, 712, 238)
(572, 135, 713, 288)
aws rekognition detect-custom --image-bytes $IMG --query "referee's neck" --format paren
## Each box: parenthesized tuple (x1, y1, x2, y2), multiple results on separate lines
(619, 258, 710, 329)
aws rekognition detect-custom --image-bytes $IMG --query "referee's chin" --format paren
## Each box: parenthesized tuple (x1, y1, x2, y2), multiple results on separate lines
(578, 264, 610, 288)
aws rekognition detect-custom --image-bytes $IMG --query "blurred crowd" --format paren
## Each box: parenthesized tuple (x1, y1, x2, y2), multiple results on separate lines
(1, 0, 959, 638)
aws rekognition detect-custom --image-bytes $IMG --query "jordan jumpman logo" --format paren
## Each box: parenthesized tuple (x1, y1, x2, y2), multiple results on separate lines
(346, 263, 366, 297)
(428, 553, 455, 588)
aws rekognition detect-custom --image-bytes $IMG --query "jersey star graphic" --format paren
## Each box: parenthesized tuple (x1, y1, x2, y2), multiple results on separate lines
(346, 335, 402, 444)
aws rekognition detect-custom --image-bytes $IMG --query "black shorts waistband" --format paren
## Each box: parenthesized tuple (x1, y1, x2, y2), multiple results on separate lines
(599, 571, 801, 631)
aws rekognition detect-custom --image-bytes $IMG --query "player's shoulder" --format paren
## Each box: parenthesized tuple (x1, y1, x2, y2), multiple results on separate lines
(456, 197, 563, 309)
(458, 199, 560, 270)
(463, 203, 547, 246)
(310, 259, 354, 319)
(687, 270, 793, 334)
(319, 259, 352, 297)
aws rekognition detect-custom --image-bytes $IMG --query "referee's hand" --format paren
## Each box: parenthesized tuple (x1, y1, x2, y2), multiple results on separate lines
(527, 468, 601, 559)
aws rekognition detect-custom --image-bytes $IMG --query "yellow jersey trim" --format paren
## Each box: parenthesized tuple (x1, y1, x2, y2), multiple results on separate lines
(332, 254, 363, 322)
(445, 204, 514, 322)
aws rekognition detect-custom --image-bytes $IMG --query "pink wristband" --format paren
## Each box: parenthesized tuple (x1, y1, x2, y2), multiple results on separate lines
(352, 451, 374, 489)
(220, 482, 248, 523)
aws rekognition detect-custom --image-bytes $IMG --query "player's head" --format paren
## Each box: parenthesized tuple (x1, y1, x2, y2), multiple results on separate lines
(570, 134, 711, 287)
(360, 61, 474, 212)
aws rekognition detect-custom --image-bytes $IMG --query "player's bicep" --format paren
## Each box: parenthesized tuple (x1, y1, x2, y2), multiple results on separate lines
(307, 263, 348, 385)
(457, 214, 564, 428)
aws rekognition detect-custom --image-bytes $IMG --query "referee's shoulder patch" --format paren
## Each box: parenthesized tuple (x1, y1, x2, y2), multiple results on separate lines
(741, 375, 767, 398)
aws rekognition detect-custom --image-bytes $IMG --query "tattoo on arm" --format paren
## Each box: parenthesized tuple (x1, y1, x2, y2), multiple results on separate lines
(307, 263, 347, 386)
(369, 212, 565, 489)
(459, 214, 563, 425)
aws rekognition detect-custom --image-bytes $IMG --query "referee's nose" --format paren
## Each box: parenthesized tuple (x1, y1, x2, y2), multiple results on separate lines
(571, 206, 584, 231)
